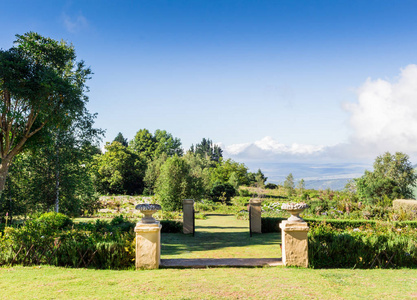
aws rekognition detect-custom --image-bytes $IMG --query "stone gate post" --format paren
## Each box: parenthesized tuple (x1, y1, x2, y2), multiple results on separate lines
(183, 199, 194, 234)
(249, 199, 262, 233)
(279, 220, 309, 267)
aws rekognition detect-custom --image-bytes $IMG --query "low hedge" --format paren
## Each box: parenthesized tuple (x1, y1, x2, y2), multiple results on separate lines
(0, 214, 183, 269)
(261, 217, 417, 233)
(308, 223, 417, 268)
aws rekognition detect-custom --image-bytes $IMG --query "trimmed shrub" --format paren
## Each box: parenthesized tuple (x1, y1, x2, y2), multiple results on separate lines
(261, 217, 417, 233)
(160, 220, 183, 233)
(262, 217, 286, 233)
(308, 223, 417, 268)
(37, 212, 73, 230)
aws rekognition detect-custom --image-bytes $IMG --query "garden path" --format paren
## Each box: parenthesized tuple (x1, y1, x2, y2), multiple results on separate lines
(160, 214, 282, 268)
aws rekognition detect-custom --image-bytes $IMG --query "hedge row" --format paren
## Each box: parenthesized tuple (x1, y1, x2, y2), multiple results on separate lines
(0, 213, 183, 269)
(261, 217, 417, 233)
(308, 223, 417, 268)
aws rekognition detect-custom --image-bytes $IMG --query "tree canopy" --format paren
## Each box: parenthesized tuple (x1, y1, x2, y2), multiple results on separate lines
(0, 32, 92, 192)
(356, 152, 417, 203)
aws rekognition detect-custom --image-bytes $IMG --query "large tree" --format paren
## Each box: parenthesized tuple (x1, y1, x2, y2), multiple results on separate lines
(356, 152, 417, 203)
(0, 32, 92, 193)
(129, 129, 183, 161)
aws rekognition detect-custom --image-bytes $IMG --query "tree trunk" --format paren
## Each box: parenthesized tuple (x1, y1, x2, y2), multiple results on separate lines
(0, 158, 11, 194)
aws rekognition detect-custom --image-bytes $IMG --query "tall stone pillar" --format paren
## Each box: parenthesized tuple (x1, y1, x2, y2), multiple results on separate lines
(249, 199, 262, 233)
(183, 199, 194, 234)
(279, 221, 309, 267)
(135, 204, 162, 270)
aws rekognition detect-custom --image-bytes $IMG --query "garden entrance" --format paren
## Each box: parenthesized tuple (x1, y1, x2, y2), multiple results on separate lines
(159, 214, 282, 267)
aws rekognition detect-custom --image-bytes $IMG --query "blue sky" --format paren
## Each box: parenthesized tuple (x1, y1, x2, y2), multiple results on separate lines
(2, 1, 417, 175)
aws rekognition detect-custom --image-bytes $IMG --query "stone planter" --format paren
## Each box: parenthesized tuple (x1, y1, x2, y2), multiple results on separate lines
(281, 203, 308, 223)
(135, 203, 161, 224)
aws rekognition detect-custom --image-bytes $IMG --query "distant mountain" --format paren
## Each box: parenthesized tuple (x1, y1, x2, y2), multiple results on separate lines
(304, 178, 351, 191)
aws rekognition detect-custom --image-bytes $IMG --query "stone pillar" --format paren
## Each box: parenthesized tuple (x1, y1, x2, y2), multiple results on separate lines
(135, 221, 162, 269)
(279, 221, 309, 267)
(183, 199, 194, 234)
(249, 199, 262, 233)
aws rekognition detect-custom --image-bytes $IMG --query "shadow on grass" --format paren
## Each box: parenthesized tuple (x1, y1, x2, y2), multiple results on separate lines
(162, 231, 281, 256)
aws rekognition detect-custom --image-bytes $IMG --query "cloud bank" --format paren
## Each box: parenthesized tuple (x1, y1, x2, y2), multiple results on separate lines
(223, 65, 417, 163)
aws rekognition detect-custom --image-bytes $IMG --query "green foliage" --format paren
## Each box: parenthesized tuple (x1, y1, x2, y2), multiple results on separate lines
(265, 183, 278, 189)
(284, 173, 295, 197)
(261, 217, 286, 233)
(210, 158, 250, 186)
(143, 153, 168, 195)
(129, 128, 183, 161)
(159, 220, 183, 233)
(113, 133, 128, 147)
(210, 182, 236, 204)
(308, 223, 417, 268)
(189, 138, 223, 162)
(0, 32, 94, 193)
(37, 212, 73, 230)
(356, 152, 417, 203)
(155, 155, 195, 211)
(91, 142, 146, 195)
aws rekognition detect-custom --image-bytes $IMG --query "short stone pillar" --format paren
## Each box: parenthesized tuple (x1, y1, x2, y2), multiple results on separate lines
(183, 199, 194, 234)
(279, 221, 309, 268)
(135, 204, 162, 269)
(249, 199, 262, 233)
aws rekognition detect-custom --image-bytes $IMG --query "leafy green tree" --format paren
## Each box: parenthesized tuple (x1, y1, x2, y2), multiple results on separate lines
(284, 173, 295, 197)
(356, 152, 417, 203)
(210, 159, 249, 186)
(0, 32, 92, 194)
(143, 153, 168, 195)
(129, 129, 183, 160)
(91, 142, 146, 195)
(297, 179, 305, 192)
(155, 155, 195, 211)
(189, 138, 223, 162)
(113, 132, 128, 147)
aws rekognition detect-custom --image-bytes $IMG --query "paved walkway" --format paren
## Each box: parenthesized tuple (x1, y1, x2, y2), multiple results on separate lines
(160, 258, 283, 268)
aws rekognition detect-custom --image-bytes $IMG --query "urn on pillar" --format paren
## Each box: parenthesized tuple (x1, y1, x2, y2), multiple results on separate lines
(134, 203, 162, 269)
(279, 203, 309, 268)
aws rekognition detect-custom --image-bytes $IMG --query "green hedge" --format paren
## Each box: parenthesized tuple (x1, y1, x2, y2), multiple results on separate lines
(261, 217, 417, 233)
(160, 220, 183, 233)
(0, 214, 183, 269)
(308, 223, 417, 268)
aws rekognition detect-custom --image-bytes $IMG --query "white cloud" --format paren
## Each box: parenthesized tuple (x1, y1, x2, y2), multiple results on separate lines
(222, 65, 417, 163)
(344, 64, 417, 157)
(62, 13, 88, 33)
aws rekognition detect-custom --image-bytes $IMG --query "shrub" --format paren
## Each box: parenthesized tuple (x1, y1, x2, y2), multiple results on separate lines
(211, 182, 236, 204)
(261, 217, 286, 233)
(37, 212, 73, 230)
(308, 223, 417, 268)
(160, 220, 182, 233)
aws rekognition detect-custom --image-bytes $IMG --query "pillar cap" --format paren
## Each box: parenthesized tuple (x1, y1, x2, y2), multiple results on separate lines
(183, 199, 195, 204)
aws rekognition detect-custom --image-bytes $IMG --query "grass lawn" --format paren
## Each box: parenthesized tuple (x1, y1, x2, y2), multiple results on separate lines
(2, 214, 417, 299)
(162, 214, 281, 259)
(1, 266, 417, 299)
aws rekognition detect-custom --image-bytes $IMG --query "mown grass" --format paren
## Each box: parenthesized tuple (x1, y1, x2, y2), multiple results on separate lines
(162, 214, 281, 259)
(1, 266, 417, 299)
